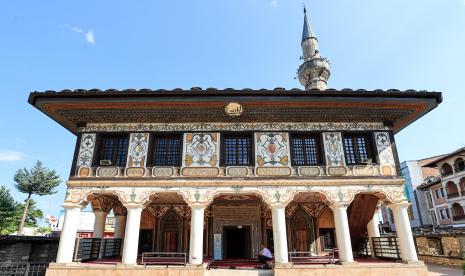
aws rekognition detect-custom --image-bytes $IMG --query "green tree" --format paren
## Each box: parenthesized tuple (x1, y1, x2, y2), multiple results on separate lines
(0, 186, 17, 233)
(0, 199, 44, 235)
(14, 161, 60, 235)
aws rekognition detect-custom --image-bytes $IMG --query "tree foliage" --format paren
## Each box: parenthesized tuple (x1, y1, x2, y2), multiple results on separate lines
(0, 198, 44, 235)
(14, 161, 61, 196)
(0, 186, 17, 233)
(13, 161, 61, 235)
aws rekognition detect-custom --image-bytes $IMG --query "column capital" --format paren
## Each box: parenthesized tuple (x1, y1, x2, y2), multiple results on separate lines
(329, 202, 349, 211)
(123, 203, 145, 210)
(62, 202, 85, 210)
(387, 201, 410, 210)
(188, 203, 208, 209)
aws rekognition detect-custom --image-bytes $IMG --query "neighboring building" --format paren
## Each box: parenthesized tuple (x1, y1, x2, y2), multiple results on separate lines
(418, 147, 465, 229)
(28, 8, 441, 275)
(56, 210, 115, 238)
(382, 157, 441, 231)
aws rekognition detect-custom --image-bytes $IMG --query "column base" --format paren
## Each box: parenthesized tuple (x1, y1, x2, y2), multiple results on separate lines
(339, 261, 358, 266)
(274, 262, 292, 268)
(402, 260, 422, 265)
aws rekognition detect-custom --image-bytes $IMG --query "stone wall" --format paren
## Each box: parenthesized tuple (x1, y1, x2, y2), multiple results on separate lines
(0, 235, 59, 263)
(414, 234, 465, 267)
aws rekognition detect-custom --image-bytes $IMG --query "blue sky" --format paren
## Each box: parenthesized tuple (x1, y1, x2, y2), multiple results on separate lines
(1, 0, 464, 220)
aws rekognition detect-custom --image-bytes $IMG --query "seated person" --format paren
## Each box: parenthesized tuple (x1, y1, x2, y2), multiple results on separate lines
(258, 243, 273, 269)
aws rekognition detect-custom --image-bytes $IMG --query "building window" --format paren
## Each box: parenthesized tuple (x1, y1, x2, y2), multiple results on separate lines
(222, 134, 252, 166)
(440, 209, 451, 220)
(291, 134, 322, 166)
(151, 135, 183, 166)
(342, 134, 374, 165)
(99, 135, 129, 166)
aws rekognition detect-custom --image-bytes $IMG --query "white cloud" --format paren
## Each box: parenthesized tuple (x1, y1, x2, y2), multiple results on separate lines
(0, 150, 24, 162)
(71, 26, 83, 33)
(70, 26, 95, 45)
(85, 30, 95, 45)
(271, 0, 278, 7)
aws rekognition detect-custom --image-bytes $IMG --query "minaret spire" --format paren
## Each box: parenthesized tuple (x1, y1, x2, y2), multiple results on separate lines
(297, 6, 331, 90)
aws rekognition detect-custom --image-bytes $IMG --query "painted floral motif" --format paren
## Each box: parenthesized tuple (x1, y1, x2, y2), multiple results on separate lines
(374, 132, 395, 165)
(184, 133, 219, 167)
(322, 132, 345, 166)
(76, 133, 96, 167)
(127, 133, 149, 167)
(255, 133, 290, 167)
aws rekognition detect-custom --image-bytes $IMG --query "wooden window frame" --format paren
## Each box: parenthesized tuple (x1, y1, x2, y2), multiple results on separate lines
(95, 133, 129, 167)
(289, 133, 324, 166)
(149, 133, 183, 167)
(342, 132, 376, 166)
(220, 133, 254, 166)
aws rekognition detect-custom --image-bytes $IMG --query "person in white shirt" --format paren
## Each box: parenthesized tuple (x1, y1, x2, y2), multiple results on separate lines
(258, 243, 273, 269)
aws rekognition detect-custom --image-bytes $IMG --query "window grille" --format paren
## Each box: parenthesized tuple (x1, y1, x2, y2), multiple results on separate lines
(291, 135, 321, 166)
(99, 135, 129, 166)
(222, 135, 252, 166)
(152, 135, 182, 166)
(343, 134, 373, 165)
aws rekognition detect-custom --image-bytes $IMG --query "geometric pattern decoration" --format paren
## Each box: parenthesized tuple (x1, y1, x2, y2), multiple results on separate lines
(374, 132, 395, 165)
(76, 133, 97, 167)
(126, 133, 150, 167)
(322, 132, 345, 166)
(183, 133, 219, 167)
(255, 132, 291, 167)
(374, 132, 396, 175)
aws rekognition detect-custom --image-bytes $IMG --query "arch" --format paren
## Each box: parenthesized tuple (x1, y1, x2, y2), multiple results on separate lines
(452, 203, 465, 220)
(455, 158, 465, 173)
(441, 163, 454, 177)
(445, 181, 459, 198)
(158, 209, 184, 253)
(289, 207, 315, 253)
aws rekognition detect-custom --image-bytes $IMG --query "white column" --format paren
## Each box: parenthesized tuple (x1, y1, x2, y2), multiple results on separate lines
(121, 204, 143, 265)
(367, 215, 380, 258)
(330, 203, 354, 263)
(189, 205, 205, 265)
(389, 202, 418, 262)
(271, 205, 289, 264)
(114, 215, 127, 239)
(93, 211, 108, 238)
(56, 204, 82, 263)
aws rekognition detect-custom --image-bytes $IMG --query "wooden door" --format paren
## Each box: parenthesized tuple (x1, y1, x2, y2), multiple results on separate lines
(295, 230, 309, 252)
(163, 231, 178, 252)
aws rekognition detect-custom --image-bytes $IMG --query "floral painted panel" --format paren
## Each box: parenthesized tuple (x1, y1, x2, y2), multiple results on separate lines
(255, 133, 290, 167)
(183, 133, 219, 167)
(127, 133, 150, 167)
(76, 133, 96, 167)
(322, 132, 345, 166)
(374, 132, 395, 165)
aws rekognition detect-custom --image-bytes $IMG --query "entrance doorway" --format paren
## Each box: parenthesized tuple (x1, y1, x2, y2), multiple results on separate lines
(223, 226, 251, 258)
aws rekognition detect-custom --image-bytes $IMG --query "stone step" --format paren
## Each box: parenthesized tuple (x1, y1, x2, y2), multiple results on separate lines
(205, 268, 274, 276)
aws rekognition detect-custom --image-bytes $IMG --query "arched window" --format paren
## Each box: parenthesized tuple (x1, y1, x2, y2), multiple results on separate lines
(441, 163, 454, 177)
(454, 158, 465, 173)
(446, 181, 459, 198)
(452, 203, 465, 221)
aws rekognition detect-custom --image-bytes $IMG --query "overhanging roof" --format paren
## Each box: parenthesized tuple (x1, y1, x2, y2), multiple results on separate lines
(28, 87, 442, 135)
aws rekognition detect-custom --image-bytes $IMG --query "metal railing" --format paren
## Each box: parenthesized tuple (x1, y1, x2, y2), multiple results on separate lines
(372, 236, 401, 260)
(73, 238, 101, 262)
(356, 237, 371, 257)
(101, 238, 122, 258)
(0, 262, 49, 276)
(288, 249, 337, 264)
(141, 252, 187, 266)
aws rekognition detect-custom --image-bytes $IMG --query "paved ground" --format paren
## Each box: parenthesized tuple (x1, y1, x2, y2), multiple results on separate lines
(427, 264, 463, 276)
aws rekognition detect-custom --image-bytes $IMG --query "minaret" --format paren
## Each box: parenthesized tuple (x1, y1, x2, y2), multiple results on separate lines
(297, 7, 331, 90)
